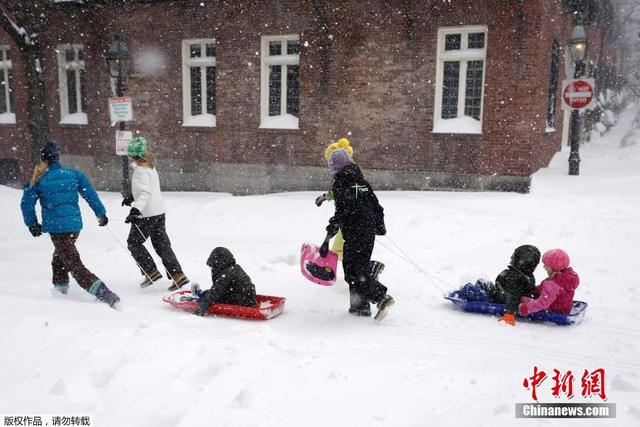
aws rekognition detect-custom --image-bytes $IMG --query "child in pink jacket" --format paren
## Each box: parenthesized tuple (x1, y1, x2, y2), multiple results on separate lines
(518, 249, 579, 316)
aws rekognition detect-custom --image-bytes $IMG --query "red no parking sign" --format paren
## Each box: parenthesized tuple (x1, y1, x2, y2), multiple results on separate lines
(562, 78, 595, 110)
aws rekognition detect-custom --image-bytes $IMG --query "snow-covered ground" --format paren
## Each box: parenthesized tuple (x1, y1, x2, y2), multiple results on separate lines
(1, 105, 640, 427)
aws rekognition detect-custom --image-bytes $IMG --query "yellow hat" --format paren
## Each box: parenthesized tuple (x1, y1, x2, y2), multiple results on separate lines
(324, 138, 353, 161)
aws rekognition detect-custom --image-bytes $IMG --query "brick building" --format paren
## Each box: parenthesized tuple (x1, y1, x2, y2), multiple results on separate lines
(0, 0, 618, 193)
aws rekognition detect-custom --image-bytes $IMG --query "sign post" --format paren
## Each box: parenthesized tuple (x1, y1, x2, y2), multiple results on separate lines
(562, 78, 594, 176)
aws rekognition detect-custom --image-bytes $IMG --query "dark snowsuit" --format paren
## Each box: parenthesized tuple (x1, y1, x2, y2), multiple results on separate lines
(327, 164, 387, 311)
(490, 245, 541, 314)
(195, 247, 257, 315)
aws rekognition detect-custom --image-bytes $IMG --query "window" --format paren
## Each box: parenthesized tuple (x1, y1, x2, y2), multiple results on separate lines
(546, 39, 560, 131)
(57, 44, 87, 124)
(0, 46, 15, 124)
(182, 39, 216, 127)
(433, 26, 487, 134)
(260, 35, 299, 129)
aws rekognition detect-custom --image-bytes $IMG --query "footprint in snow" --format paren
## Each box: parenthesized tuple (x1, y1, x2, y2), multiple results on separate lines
(231, 388, 254, 409)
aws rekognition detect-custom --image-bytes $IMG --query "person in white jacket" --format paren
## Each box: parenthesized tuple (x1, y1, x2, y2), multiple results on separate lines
(123, 136, 190, 290)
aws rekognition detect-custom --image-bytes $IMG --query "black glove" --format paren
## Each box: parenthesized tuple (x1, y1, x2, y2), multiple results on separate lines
(315, 193, 329, 207)
(29, 224, 42, 237)
(319, 238, 330, 258)
(98, 215, 109, 227)
(125, 208, 142, 224)
(121, 197, 134, 207)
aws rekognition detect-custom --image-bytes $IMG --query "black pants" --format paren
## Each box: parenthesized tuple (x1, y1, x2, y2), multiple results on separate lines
(127, 214, 183, 277)
(342, 231, 387, 308)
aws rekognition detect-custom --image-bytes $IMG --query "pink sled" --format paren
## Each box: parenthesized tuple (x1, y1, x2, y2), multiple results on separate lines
(300, 243, 339, 286)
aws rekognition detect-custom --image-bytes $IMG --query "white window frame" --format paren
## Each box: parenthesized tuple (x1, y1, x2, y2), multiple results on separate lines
(260, 34, 300, 129)
(181, 39, 216, 127)
(0, 46, 15, 124)
(433, 26, 488, 134)
(57, 43, 87, 125)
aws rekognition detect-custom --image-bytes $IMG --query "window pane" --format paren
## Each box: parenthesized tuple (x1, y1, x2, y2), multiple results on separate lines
(464, 60, 484, 120)
(79, 69, 87, 113)
(468, 32, 485, 49)
(269, 41, 282, 56)
(286, 65, 299, 117)
(7, 70, 13, 113)
(0, 71, 6, 114)
(547, 40, 560, 128)
(67, 70, 77, 114)
(65, 48, 75, 63)
(206, 66, 216, 115)
(269, 65, 281, 116)
(190, 44, 201, 58)
(441, 61, 460, 119)
(444, 34, 461, 50)
(205, 43, 216, 58)
(190, 66, 202, 115)
(77, 48, 84, 62)
(287, 40, 299, 55)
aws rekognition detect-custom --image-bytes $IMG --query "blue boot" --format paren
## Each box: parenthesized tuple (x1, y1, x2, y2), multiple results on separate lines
(89, 281, 120, 308)
(53, 283, 69, 295)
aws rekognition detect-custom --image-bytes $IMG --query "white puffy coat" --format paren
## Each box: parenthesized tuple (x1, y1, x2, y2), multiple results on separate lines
(131, 162, 166, 218)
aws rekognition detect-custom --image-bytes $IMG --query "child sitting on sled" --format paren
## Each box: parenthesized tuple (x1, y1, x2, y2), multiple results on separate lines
(458, 245, 541, 326)
(518, 249, 579, 317)
(191, 247, 257, 316)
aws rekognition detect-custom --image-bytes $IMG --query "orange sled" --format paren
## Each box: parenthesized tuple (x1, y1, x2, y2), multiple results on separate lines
(163, 290, 286, 320)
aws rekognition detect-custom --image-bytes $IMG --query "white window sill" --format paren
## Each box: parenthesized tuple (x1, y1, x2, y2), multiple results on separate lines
(182, 114, 216, 128)
(432, 116, 482, 134)
(260, 114, 299, 129)
(545, 127, 556, 133)
(0, 113, 16, 124)
(60, 113, 88, 125)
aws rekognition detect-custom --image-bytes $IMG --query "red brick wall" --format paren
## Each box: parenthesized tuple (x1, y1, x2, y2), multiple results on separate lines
(0, 0, 619, 189)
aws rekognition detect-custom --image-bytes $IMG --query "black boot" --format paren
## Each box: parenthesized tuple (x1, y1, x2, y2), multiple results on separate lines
(348, 291, 371, 317)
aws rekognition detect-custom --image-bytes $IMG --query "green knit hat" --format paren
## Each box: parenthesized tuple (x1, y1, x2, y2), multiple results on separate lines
(127, 136, 147, 158)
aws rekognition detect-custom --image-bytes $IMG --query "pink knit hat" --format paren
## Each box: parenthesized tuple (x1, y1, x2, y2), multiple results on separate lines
(542, 249, 570, 270)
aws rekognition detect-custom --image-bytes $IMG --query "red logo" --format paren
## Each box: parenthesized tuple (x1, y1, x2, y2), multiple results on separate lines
(523, 367, 607, 401)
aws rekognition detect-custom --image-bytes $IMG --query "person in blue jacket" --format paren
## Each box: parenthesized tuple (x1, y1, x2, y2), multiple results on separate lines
(20, 140, 120, 308)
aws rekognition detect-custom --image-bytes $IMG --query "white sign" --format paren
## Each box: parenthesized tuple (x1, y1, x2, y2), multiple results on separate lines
(109, 97, 134, 122)
(115, 130, 133, 155)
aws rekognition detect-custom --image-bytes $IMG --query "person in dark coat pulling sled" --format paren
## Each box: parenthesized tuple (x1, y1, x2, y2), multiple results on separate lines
(319, 145, 394, 321)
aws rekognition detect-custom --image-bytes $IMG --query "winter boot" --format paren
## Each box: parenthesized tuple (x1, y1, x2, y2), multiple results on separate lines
(349, 291, 371, 317)
(89, 280, 120, 309)
(53, 283, 69, 295)
(374, 294, 395, 321)
(168, 272, 190, 291)
(139, 270, 163, 288)
(349, 305, 372, 317)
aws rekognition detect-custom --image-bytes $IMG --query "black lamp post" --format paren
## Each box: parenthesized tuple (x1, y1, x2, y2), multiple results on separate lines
(567, 24, 588, 176)
(105, 29, 132, 196)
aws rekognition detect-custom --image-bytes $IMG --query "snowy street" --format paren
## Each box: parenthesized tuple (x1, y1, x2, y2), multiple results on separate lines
(1, 104, 639, 426)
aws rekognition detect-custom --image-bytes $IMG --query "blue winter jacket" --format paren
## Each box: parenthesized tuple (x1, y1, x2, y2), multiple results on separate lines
(20, 162, 106, 234)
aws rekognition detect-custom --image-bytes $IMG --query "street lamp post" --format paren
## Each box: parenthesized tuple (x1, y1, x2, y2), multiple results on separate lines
(567, 24, 588, 176)
(105, 29, 132, 196)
